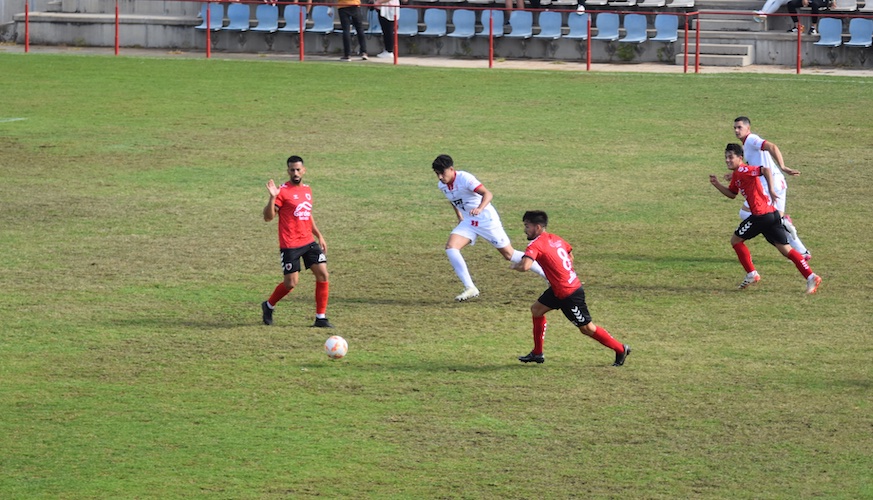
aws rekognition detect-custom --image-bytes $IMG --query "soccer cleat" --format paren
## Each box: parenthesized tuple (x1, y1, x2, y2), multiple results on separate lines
(261, 301, 273, 325)
(806, 274, 822, 294)
(803, 252, 812, 261)
(738, 271, 761, 290)
(312, 318, 335, 328)
(518, 352, 545, 364)
(455, 286, 480, 302)
(613, 344, 631, 367)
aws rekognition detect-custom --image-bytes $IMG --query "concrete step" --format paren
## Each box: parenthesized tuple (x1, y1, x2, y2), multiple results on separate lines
(677, 43, 754, 65)
(678, 53, 754, 66)
(680, 43, 753, 55)
(694, 18, 766, 31)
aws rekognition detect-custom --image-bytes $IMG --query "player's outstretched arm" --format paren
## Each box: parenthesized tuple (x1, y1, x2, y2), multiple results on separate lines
(264, 180, 280, 222)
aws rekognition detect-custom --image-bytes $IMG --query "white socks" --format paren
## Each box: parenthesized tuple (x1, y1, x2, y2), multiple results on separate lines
(446, 248, 475, 289)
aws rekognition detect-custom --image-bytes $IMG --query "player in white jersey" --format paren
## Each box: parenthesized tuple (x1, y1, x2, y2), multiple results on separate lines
(432, 154, 547, 301)
(733, 117, 811, 260)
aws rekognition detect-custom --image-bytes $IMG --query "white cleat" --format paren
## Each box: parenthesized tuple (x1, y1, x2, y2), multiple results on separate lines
(738, 271, 761, 290)
(455, 286, 480, 302)
(806, 274, 822, 294)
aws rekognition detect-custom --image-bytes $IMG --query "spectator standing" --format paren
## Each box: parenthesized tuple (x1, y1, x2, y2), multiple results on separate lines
(432, 154, 546, 302)
(373, 0, 399, 59)
(732, 116, 811, 259)
(512, 211, 631, 366)
(337, 0, 369, 61)
(261, 155, 334, 328)
(710, 144, 821, 294)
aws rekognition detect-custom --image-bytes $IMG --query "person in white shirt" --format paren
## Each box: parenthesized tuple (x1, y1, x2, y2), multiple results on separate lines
(733, 116, 811, 260)
(432, 154, 546, 301)
(372, 0, 399, 58)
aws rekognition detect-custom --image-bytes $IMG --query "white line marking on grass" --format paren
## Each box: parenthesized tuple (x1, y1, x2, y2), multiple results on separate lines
(0, 118, 27, 123)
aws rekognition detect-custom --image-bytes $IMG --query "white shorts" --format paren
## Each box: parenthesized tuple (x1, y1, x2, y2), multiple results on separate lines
(451, 218, 512, 249)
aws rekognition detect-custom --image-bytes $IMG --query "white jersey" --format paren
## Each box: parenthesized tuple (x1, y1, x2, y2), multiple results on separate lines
(437, 170, 501, 223)
(742, 132, 787, 211)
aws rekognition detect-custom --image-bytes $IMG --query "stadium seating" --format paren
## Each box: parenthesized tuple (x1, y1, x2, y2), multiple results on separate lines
(533, 11, 563, 40)
(366, 8, 382, 35)
(448, 9, 476, 39)
(649, 13, 679, 42)
(565, 12, 590, 40)
(860, 0, 873, 11)
(224, 3, 251, 32)
(814, 17, 843, 46)
(397, 8, 419, 36)
(309, 5, 335, 35)
(477, 10, 505, 37)
(251, 4, 279, 33)
(665, 0, 694, 7)
(279, 5, 306, 33)
(420, 8, 448, 37)
(195, 3, 224, 31)
(844, 17, 873, 46)
(504, 11, 534, 39)
(637, 0, 667, 7)
(618, 13, 648, 43)
(591, 12, 620, 41)
(586, 0, 610, 6)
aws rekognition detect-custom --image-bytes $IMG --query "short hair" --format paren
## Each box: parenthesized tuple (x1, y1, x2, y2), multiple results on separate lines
(725, 143, 744, 158)
(287, 155, 304, 166)
(734, 116, 751, 126)
(522, 210, 548, 228)
(432, 154, 454, 173)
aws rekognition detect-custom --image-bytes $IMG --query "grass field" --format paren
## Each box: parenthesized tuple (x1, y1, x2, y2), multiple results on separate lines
(1, 52, 872, 498)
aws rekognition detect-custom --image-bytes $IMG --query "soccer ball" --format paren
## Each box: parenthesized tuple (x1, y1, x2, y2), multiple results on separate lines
(324, 335, 348, 359)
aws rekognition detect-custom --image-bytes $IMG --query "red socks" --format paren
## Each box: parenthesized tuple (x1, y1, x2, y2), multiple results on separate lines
(315, 281, 330, 316)
(532, 316, 547, 355)
(732, 242, 755, 273)
(786, 249, 813, 278)
(267, 282, 292, 306)
(590, 325, 624, 353)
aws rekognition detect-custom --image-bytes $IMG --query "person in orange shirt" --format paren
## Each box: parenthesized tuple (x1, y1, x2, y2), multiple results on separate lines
(336, 0, 368, 61)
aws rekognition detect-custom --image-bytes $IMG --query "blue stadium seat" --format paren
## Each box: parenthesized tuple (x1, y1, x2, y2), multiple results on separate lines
(505, 11, 533, 39)
(476, 10, 505, 38)
(309, 5, 335, 35)
(533, 11, 563, 41)
(366, 8, 382, 35)
(279, 4, 306, 34)
(813, 18, 843, 47)
(618, 14, 647, 44)
(844, 17, 873, 47)
(397, 8, 419, 36)
(591, 13, 619, 41)
(448, 9, 476, 39)
(565, 12, 590, 40)
(649, 13, 678, 42)
(224, 3, 251, 32)
(420, 8, 447, 37)
(195, 3, 224, 31)
(251, 4, 279, 33)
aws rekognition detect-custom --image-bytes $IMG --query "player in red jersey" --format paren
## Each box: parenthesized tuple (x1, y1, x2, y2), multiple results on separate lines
(261, 155, 333, 328)
(710, 143, 821, 294)
(512, 210, 630, 366)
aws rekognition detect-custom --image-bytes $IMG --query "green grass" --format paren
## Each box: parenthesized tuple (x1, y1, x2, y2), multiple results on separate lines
(1, 53, 872, 498)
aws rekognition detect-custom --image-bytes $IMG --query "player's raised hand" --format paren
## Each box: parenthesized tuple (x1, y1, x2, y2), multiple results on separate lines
(266, 179, 280, 197)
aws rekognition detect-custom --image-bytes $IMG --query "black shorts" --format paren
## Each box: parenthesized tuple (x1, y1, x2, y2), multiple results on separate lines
(280, 242, 326, 275)
(537, 286, 592, 327)
(734, 211, 789, 245)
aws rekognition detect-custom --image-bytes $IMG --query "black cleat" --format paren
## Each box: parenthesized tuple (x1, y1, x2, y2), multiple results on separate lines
(613, 344, 631, 366)
(311, 318, 334, 328)
(518, 352, 545, 364)
(261, 301, 273, 325)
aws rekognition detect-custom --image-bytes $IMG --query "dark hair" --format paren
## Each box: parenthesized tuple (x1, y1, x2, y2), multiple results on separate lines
(522, 210, 548, 228)
(725, 143, 744, 158)
(287, 155, 304, 166)
(734, 116, 751, 126)
(432, 154, 453, 173)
